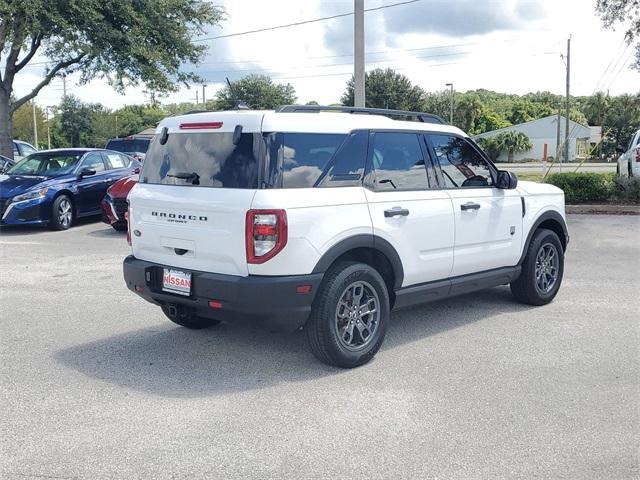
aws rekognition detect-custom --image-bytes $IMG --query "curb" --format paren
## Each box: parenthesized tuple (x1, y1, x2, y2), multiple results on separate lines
(566, 204, 640, 215)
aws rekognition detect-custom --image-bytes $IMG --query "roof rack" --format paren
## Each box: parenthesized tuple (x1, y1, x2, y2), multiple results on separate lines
(276, 104, 446, 125)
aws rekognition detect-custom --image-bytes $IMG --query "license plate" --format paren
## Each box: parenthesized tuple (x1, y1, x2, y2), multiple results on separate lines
(162, 268, 192, 296)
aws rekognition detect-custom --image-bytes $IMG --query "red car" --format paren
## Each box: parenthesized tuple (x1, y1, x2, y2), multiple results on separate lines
(101, 174, 138, 231)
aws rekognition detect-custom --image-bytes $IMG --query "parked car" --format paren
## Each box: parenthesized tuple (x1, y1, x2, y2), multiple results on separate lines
(105, 136, 151, 163)
(123, 105, 568, 368)
(0, 148, 140, 230)
(13, 140, 38, 161)
(0, 154, 15, 173)
(102, 174, 138, 231)
(617, 129, 640, 177)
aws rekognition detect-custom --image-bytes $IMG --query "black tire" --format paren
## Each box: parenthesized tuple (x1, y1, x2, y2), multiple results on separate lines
(510, 228, 564, 306)
(305, 262, 389, 368)
(50, 195, 74, 230)
(112, 222, 128, 232)
(161, 304, 221, 329)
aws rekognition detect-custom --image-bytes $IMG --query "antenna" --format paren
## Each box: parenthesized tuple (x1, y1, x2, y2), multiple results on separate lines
(225, 77, 250, 110)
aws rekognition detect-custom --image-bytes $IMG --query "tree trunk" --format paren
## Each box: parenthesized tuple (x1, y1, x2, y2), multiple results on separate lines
(0, 91, 14, 159)
(508, 150, 514, 163)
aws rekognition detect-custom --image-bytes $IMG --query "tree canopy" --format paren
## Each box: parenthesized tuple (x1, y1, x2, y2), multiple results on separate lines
(0, 0, 224, 157)
(216, 75, 296, 110)
(341, 68, 426, 111)
(596, 0, 640, 70)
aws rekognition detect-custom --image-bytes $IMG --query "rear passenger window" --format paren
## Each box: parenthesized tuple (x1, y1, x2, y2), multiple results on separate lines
(281, 133, 346, 188)
(317, 130, 367, 187)
(429, 134, 493, 188)
(104, 152, 127, 169)
(370, 132, 429, 191)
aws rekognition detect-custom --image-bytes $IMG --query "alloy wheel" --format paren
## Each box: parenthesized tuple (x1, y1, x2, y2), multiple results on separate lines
(535, 242, 559, 294)
(335, 280, 380, 351)
(58, 199, 72, 228)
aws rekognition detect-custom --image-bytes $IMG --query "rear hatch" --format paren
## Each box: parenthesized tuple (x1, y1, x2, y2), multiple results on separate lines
(129, 113, 265, 276)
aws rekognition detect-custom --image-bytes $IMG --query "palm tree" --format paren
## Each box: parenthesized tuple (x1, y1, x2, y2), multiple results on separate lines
(495, 131, 533, 162)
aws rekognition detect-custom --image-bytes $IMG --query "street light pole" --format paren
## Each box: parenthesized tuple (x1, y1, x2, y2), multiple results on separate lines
(115, 115, 118, 138)
(445, 83, 454, 125)
(45, 106, 52, 150)
(32, 101, 38, 148)
(354, 0, 365, 107)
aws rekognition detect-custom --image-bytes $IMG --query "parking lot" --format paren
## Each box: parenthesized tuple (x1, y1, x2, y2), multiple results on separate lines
(1, 215, 638, 479)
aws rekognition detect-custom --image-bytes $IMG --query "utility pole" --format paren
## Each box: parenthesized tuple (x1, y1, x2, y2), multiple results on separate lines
(354, 0, 365, 107)
(202, 84, 206, 105)
(115, 115, 118, 138)
(564, 36, 571, 163)
(445, 83, 454, 124)
(62, 74, 67, 98)
(555, 106, 561, 162)
(195, 90, 199, 105)
(32, 101, 38, 148)
(45, 106, 52, 150)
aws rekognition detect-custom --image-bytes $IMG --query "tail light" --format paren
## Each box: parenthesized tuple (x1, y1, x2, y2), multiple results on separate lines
(125, 208, 132, 246)
(635, 150, 640, 162)
(245, 209, 287, 264)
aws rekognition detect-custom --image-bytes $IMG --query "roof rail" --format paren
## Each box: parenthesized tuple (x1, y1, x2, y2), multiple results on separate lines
(276, 104, 446, 125)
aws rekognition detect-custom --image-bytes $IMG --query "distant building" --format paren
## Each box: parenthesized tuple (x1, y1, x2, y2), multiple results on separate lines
(475, 115, 599, 162)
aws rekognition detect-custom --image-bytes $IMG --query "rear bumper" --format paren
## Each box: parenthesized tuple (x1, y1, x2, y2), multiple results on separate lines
(123, 256, 323, 332)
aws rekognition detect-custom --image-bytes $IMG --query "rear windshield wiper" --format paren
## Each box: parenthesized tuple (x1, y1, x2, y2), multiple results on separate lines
(167, 171, 200, 185)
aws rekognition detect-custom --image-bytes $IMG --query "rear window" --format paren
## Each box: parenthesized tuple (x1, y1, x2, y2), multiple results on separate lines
(106, 138, 151, 154)
(141, 132, 262, 188)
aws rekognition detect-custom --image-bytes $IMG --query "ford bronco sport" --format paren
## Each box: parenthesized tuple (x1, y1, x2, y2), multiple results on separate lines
(123, 105, 568, 368)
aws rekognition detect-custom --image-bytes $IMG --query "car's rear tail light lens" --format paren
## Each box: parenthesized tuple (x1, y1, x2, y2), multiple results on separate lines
(125, 208, 132, 246)
(635, 150, 640, 162)
(245, 209, 287, 264)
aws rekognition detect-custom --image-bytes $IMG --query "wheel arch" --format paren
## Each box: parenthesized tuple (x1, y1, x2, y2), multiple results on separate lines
(519, 210, 568, 265)
(312, 234, 404, 293)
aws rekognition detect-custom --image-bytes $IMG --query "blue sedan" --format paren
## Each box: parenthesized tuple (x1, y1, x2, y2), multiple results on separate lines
(0, 148, 140, 230)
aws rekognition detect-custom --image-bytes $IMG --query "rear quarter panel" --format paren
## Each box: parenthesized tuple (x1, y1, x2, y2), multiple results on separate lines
(248, 187, 372, 276)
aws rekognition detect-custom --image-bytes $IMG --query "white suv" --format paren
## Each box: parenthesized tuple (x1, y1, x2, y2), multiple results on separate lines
(123, 105, 568, 368)
(617, 129, 640, 177)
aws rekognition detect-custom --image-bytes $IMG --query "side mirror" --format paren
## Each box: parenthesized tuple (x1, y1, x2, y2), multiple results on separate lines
(496, 170, 518, 189)
(79, 168, 96, 177)
(615, 145, 626, 154)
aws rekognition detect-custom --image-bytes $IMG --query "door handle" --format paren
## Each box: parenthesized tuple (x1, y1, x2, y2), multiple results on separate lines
(460, 202, 481, 211)
(384, 207, 410, 218)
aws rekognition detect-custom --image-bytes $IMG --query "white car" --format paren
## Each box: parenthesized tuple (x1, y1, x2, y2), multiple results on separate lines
(13, 140, 38, 161)
(617, 129, 640, 177)
(123, 105, 568, 368)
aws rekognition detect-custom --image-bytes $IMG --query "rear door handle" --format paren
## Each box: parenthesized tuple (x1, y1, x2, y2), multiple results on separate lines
(460, 202, 481, 211)
(384, 207, 410, 217)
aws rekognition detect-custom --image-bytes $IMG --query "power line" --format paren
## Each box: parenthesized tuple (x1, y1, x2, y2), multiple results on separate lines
(193, 0, 420, 42)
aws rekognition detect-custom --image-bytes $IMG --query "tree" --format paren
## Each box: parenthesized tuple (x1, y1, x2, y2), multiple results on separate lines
(494, 131, 533, 162)
(216, 75, 296, 110)
(12, 101, 46, 147)
(0, 1, 224, 158)
(341, 68, 425, 111)
(596, 0, 640, 70)
(57, 96, 94, 147)
(476, 137, 502, 162)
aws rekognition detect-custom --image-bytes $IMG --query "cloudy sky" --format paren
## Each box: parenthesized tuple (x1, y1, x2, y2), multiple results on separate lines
(14, 0, 640, 109)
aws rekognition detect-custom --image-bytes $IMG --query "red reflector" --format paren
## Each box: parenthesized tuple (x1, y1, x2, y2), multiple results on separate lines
(134, 285, 144, 292)
(208, 300, 223, 309)
(254, 224, 277, 236)
(179, 121, 223, 130)
(296, 285, 312, 294)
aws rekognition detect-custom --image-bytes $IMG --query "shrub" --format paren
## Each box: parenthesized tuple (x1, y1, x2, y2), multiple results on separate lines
(612, 176, 640, 203)
(544, 172, 614, 203)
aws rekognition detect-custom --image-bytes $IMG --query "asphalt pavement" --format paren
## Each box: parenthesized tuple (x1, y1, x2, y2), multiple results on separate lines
(1, 215, 638, 479)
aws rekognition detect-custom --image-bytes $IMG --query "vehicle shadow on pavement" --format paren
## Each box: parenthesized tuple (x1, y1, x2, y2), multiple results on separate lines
(86, 226, 125, 238)
(0, 216, 101, 236)
(55, 287, 534, 398)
